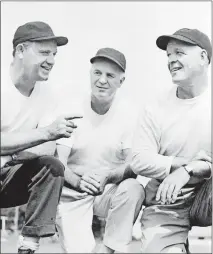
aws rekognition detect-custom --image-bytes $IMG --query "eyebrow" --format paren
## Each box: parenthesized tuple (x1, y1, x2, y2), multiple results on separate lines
(167, 47, 185, 54)
(39, 49, 57, 54)
(107, 72, 116, 77)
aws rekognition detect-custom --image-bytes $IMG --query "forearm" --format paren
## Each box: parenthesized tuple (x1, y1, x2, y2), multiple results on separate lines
(56, 144, 81, 190)
(188, 160, 211, 184)
(108, 164, 136, 184)
(64, 167, 81, 190)
(25, 141, 56, 157)
(1, 128, 49, 155)
(131, 151, 173, 180)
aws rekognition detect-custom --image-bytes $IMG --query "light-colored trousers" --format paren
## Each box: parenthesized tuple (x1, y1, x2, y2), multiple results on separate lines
(56, 178, 144, 253)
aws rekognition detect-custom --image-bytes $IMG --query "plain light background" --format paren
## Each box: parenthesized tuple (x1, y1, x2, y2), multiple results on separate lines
(1, 1, 212, 106)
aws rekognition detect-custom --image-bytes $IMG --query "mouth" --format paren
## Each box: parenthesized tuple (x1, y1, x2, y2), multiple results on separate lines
(41, 66, 52, 72)
(170, 67, 182, 74)
(96, 86, 108, 90)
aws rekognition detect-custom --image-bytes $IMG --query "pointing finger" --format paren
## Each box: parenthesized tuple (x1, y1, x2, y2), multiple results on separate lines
(64, 114, 83, 120)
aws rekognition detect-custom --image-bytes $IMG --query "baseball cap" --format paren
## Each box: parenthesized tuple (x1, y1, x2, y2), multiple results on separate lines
(156, 28, 212, 63)
(13, 21, 68, 48)
(90, 47, 126, 72)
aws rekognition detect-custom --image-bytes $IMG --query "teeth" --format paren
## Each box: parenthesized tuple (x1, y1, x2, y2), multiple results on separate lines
(172, 67, 181, 72)
(42, 67, 50, 71)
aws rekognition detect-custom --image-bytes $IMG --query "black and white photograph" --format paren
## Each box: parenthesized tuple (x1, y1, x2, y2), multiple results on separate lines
(1, 1, 212, 253)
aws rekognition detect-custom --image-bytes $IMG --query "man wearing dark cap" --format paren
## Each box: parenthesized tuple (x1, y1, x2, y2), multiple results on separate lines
(55, 48, 145, 253)
(1, 21, 82, 253)
(131, 28, 212, 252)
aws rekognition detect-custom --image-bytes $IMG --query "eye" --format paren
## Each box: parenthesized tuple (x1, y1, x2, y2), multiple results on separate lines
(40, 51, 50, 56)
(94, 70, 101, 75)
(107, 74, 115, 79)
(176, 50, 184, 55)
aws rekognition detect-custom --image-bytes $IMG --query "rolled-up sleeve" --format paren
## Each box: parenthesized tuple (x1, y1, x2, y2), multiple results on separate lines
(131, 105, 173, 180)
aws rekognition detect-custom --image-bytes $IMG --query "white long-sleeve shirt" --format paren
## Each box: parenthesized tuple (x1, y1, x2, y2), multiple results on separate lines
(131, 85, 211, 181)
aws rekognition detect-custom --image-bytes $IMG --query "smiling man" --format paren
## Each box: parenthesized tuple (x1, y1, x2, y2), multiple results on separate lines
(131, 28, 212, 253)
(0, 21, 82, 254)
(55, 48, 145, 253)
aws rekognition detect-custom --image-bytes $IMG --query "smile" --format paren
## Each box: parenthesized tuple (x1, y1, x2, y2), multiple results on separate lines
(171, 67, 182, 73)
(96, 86, 108, 90)
(41, 66, 52, 71)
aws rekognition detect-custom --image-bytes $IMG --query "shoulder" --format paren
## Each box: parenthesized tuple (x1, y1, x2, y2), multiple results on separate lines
(139, 86, 176, 116)
(113, 97, 139, 129)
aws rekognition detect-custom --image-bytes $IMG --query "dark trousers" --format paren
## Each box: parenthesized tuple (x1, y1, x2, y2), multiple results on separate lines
(0, 156, 64, 237)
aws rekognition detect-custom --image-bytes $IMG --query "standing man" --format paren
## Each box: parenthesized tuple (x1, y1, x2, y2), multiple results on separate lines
(131, 28, 211, 253)
(56, 48, 145, 253)
(1, 21, 81, 254)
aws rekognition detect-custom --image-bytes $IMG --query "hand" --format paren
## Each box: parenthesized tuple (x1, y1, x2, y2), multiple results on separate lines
(79, 171, 111, 196)
(79, 172, 101, 195)
(1, 155, 12, 168)
(91, 171, 111, 194)
(45, 114, 83, 141)
(156, 167, 190, 205)
(5, 151, 39, 166)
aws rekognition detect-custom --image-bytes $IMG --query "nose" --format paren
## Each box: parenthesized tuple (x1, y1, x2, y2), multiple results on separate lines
(168, 54, 177, 64)
(46, 54, 55, 65)
(99, 74, 107, 84)
(168, 54, 178, 70)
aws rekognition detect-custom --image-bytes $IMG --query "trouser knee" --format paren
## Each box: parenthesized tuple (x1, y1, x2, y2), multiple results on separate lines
(162, 244, 187, 253)
(117, 178, 145, 204)
(37, 156, 65, 177)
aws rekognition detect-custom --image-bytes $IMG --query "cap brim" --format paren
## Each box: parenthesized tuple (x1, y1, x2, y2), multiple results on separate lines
(90, 55, 125, 72)
(156, 34, 196, 50)
(30, 36, 68, 46)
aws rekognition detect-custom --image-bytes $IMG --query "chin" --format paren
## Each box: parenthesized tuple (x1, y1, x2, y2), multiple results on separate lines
(38, 75, 49, 82)
(172, 76, 184, 85)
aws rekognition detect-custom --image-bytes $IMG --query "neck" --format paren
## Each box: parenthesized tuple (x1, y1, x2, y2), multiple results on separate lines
(91, 95, 114, 115)
(177, 72, 208, 99)
(10, 61, 36, 97)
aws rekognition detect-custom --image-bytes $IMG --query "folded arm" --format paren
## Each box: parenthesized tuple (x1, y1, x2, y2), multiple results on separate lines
(156, 151, 212, 204)
(1, 129, 49, 156)
(131, 106, 177, 180)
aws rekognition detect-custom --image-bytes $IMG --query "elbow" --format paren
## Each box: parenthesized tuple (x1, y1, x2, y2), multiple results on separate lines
(131, 153, 168, 180)
(131, 153, 150, 175)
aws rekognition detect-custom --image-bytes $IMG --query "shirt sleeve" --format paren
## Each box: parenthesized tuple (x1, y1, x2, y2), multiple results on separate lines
(130, 105, 174, 180)
(56, 136, 75, 148)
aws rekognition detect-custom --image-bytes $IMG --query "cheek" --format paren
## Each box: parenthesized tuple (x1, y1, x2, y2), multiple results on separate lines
(91, 76, 99, 86)
(110, 80, 120, 89)
(24, 56, 42, 68)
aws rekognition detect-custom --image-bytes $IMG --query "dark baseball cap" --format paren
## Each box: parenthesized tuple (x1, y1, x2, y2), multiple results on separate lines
(156, 28, 212, 63)
(90, 47, 126, 72)
(13, 21, 68, 48)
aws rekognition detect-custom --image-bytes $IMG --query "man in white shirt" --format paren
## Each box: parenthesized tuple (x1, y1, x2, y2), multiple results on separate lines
(131, 28, 212, 253)
(56, 48, 145, 253)
(1, 21, 81, 254)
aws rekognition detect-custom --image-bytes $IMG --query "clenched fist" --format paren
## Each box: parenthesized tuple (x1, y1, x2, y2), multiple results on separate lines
(45, 114, 83, 141)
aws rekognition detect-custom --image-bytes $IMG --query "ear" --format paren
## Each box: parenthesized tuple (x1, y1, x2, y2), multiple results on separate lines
(119, 76, 125, 87)
(201, 50, 208, 64)
(15, 44, 25, 59)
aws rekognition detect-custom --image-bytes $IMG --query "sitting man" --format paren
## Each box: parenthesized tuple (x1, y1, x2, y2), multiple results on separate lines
(1, 21, 81, 254)
(131, 28, 212, 253)
(56, 48, 145, 253)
